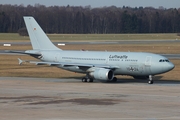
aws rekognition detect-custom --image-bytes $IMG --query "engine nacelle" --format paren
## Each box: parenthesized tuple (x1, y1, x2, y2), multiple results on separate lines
(90, 68, 114, 81)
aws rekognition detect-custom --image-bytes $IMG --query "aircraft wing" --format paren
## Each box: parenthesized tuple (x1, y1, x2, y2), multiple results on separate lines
(18, 58, 119, 70)
(5, 50, 42, 58)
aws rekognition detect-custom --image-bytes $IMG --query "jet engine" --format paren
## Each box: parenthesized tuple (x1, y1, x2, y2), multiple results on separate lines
(90, 68, 114, 81)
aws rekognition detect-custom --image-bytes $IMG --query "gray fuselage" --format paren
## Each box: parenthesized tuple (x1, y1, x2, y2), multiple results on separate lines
(39, 50, 174, 76)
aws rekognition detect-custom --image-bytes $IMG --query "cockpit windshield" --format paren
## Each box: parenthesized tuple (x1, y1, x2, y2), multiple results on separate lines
(159, 59, 169, 62)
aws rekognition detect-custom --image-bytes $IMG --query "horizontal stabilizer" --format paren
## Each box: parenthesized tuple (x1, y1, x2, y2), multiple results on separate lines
(18, 58, 23, 65)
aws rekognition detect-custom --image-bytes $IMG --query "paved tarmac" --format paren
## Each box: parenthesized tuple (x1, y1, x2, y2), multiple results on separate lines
(1, 39, 180, 45)
(0, 77, 180, 120)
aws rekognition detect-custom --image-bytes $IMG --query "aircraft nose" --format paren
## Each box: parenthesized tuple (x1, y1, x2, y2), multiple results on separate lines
(165, 62, 175, 71)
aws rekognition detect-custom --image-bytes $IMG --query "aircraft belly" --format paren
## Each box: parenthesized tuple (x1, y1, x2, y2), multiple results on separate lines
(58, 66, 86, 73)
(115, 64, 151, 76)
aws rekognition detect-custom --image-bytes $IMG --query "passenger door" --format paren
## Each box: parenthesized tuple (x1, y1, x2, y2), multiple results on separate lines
(145, 56, 152, 74)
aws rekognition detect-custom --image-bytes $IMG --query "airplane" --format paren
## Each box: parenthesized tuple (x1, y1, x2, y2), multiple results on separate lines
(8, 16, 175, 84)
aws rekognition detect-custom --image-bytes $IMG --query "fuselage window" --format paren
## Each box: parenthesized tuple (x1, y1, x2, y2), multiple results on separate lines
(62, 57, 106, 61)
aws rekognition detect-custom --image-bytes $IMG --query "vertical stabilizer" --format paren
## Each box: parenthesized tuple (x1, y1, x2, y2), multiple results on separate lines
(24, 16, 60, 50)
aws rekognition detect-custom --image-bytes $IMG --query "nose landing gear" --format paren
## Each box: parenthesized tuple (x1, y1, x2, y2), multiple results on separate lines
(148, 75, 154, 84)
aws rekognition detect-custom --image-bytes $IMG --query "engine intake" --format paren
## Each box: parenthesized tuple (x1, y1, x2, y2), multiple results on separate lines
(90, 68, 114, 81)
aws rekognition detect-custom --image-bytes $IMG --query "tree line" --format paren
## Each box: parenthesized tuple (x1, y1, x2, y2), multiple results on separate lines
(0, 4, 180, 34)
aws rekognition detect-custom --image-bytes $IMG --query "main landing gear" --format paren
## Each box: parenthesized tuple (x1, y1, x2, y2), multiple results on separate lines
(82, 76, 118, 83)
(82, 73, 94, 83)
(148, 75, 154, 84)
(111, 77, 117, 82)
(82, 77, 94, 83)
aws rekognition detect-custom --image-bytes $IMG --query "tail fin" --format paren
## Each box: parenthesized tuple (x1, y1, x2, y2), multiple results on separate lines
(23, 16, 60, 50)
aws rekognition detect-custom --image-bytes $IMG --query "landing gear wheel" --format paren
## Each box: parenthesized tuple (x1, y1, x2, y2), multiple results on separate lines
(88, 78, 94, 83)
(148, 80, 154, 84)
(112, 77, 117, 82)
(148, 75, 153, 84)
(82, 78, 87, 82)
(82, 77, 93, 83)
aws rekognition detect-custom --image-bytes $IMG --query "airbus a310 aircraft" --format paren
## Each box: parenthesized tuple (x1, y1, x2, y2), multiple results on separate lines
(9, 16, 175, 84)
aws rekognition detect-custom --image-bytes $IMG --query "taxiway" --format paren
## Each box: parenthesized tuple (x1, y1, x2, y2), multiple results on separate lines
(0, 77, 180, 120)
(1, 39, 180, 46)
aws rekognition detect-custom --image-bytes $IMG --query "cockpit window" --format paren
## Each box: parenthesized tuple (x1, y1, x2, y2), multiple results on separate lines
(159, 59, 169, 62)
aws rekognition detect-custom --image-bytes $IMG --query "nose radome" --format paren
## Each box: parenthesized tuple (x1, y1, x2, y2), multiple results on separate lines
(166, 62, 175, 71)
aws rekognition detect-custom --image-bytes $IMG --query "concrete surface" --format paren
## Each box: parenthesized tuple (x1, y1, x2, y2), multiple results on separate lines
(0, 77, 180, 120)
(1, 39, 180, 46)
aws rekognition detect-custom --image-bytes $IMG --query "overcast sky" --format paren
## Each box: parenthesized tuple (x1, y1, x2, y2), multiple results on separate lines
(1, 0, 180, 9)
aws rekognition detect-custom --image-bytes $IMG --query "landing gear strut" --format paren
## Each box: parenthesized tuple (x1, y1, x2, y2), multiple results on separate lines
(148, 75, 154, 84)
